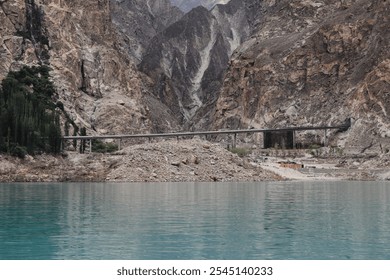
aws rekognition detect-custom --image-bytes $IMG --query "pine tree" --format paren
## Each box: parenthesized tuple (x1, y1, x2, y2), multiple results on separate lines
(0, 66, 63, 156)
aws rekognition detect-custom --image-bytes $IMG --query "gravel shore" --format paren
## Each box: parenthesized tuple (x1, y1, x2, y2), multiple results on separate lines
(1, 139, 389, 183)
(0, 139, 280, 182)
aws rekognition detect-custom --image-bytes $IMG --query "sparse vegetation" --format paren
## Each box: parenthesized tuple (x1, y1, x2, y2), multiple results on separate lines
(309, 147, 321, 157)
(333, 147, 344, 156)
(308, 144, 322, 150)
(92, 139, 118, 153)
(228, 147, 251, 158)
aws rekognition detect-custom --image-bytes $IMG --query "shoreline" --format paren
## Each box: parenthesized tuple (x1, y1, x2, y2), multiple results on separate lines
(1, 139, 389, 183)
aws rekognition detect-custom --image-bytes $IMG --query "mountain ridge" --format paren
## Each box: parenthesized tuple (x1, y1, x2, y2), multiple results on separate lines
(139, 0, 255, 126)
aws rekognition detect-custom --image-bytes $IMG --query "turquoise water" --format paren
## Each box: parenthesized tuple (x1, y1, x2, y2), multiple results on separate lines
(0, 181, 389, 260)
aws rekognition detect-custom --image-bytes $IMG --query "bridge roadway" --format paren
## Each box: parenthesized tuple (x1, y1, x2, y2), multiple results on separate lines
(62, 124, 350, 152)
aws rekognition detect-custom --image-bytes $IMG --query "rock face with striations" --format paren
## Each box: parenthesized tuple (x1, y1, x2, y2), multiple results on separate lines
(1, 0, 42, 78)
(0, 0, 181, 135)
(213, 0, 390, 153)
(111, 0, 183, 62)
(139, 0, 257, 126)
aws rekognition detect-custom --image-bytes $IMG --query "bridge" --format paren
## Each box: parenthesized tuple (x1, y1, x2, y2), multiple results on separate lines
(62, 122, 351, 153)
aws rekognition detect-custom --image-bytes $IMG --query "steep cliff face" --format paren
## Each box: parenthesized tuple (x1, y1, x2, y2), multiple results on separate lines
(1, 0, 180, 135)
(213, 0, 390, 153)
(139, 0, 255, 125)
(46, 0, 155, 134)
(1, 0, 32, 79)
(111, 0, 183, 61)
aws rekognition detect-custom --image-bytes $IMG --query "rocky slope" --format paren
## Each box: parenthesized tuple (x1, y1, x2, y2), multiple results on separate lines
(213, 0, 390, 154)
(139, 0, 257, 125)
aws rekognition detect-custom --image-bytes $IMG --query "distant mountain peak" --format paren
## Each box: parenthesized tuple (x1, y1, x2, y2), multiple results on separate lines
(170, 0, 230, 13)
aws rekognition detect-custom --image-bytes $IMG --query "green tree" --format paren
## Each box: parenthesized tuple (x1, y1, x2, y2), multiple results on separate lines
(0, 66, 62, 155)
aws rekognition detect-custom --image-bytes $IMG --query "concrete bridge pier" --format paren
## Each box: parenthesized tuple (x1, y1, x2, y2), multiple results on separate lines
(324, 129, 327, 147)
(233, 133, 237, 149)
(118, 138, 122, 150)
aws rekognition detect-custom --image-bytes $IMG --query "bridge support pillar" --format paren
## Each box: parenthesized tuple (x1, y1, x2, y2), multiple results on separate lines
(324, 129, 327, 147)
(293, 131, 296, 149)
(118, 138, 122, 150)
(233, 133, 237, 148)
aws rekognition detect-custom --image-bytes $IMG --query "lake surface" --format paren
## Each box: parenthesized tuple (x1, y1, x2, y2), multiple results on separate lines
(0, 181, 389, 260)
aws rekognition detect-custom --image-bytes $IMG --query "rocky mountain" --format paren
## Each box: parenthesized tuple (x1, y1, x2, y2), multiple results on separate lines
(139, 0, 257, 125)
(111, 0, 183, 61)
(170, 0, 230, 12)
(1, 0, 389, 155)
(0, 0, 181, 136)
(213, 0, 390, 153)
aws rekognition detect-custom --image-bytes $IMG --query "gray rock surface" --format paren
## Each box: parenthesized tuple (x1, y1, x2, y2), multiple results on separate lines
(0, 0, 181, 136)
(213, 0, 390, 154)
(111, 0, 183, 61)
(139, 0, 255, 125)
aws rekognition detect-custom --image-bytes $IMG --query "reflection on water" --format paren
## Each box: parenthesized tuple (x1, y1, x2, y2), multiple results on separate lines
(0, 181, 389, 259)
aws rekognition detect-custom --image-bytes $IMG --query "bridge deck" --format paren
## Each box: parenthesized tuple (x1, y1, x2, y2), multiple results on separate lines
(62, 125, 349, 141)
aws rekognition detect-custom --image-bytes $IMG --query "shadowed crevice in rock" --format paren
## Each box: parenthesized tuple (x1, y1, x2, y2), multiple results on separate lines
(24, 0, 49, 63)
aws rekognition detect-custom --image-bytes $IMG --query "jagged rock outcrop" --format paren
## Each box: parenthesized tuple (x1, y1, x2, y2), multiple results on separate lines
(111, 0, 183, 61)
(139, 0, 255, 126)
(0, 0, 37, 79)
(46, 0, 160, 134)
(213, 0, 390, 154)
